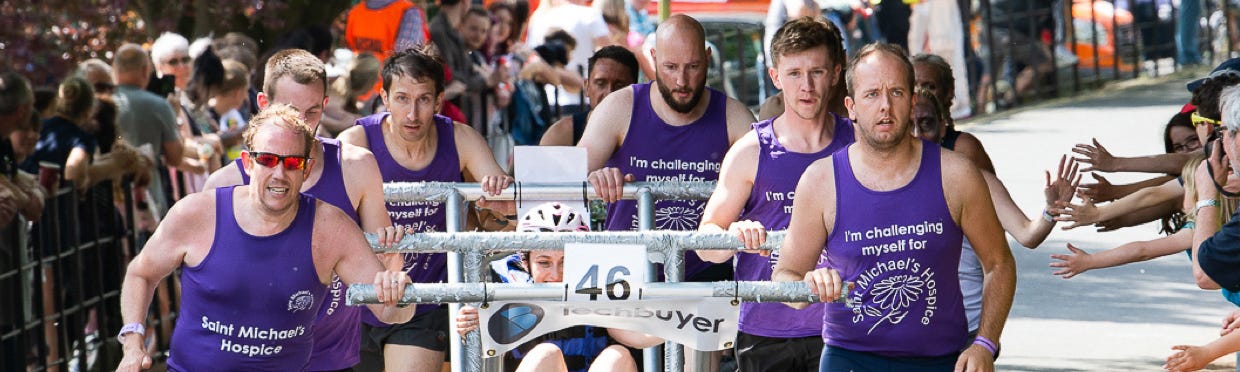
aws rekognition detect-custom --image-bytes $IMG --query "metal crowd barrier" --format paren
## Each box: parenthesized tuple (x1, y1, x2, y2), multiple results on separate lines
(382, 181, 722, 372)
(978, 0, 1232, 114)
(0, 173, 136, 372)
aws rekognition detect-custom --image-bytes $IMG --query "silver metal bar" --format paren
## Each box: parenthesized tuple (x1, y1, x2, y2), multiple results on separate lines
(443, 192, 475, 372)
(364, 231, 786, 254)
(347, 281, 845, 305)
(637, 187, 663, 372)
(384, 181, 716, 203)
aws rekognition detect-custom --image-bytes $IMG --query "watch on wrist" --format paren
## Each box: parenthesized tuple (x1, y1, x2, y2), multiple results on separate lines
(1195, 199, 1221, 216)
(117, 323, 145, 344)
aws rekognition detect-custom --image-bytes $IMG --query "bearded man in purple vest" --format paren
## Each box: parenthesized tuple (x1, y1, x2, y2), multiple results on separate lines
(116, 105, 414, 372)
(696, 17, 852, 371)
(579, 14, 755, 281)
(772, 43, 1016, 372)
(338, 44, 512, 372)
(203, 49, 402, 372)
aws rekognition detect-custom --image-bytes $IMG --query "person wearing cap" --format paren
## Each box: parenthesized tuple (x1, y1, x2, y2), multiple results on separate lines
(455, 202, 662, 371)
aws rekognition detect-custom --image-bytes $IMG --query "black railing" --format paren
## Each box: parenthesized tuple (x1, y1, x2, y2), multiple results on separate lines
(979, 0, 1230, 114)
(0, 168, 180, 371)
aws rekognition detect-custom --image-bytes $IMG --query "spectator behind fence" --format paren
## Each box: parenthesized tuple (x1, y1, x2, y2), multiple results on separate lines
(908, 0, 972, 119)
(0, 69, 44, 372)
(539, 45, 639, 146)
(432, 0, 502, 130)
(78, 59, 116, 99)
(525, 0, 612, 115)
(112, 43, 183, 219)
(0, 72, 45, 226)
(209, 59, 251, 160)
(324, 52, 381, 138)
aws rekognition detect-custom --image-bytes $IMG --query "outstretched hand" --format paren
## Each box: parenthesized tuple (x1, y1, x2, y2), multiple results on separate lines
(1051, 192, 1100, 230)
(1164, 344, 1211, 372)
(1078, 173, 1120, 203)
(1044, 155, 1082, 206)
(1072, 138, 1116, 173)
(1048, 243, 1092, 279)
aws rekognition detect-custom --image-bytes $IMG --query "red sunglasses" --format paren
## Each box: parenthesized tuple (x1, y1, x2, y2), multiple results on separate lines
(248, 151, 309, 170)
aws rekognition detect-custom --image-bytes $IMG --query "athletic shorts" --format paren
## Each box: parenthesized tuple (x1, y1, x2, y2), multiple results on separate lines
(364, 306, 450, 352)
(735, 332, 823, 372)
(819, 345, 959, 372)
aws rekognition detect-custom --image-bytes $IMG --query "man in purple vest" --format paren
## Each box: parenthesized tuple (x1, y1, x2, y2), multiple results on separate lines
(116, 105, 414, 372)
(579, 14, 754, 281)
(203, 49, 401, 372)
(338, 45, 512, 372)
(771, 43, 1016, 371)
(696, 17, 851, 371)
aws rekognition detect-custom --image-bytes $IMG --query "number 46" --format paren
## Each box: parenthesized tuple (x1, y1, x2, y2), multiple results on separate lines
(574, 265, 631, 301)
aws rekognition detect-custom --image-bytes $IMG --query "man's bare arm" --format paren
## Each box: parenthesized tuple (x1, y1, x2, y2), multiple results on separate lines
(772, 159, 834, 309)
(539, 116, 576, 146)
(946, 151, 1015, 349)
(698, 133, 759, 263)
(723, 97, 756, 144)
(203, 161, 244, 190)
(578, 86, 633, 171)
(318, 203, 416, 324)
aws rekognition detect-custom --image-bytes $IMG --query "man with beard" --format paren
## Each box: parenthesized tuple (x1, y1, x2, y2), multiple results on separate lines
(695, 17, 851, 370)
(204, 49, 401, 372)
(338, 45, 512, 372)
(772, 44, 1015, 371)
(579, 14, 754, 281)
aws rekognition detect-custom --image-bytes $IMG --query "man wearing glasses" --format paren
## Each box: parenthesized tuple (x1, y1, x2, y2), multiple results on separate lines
(204, 49, 402, 372)
(116, 104, 415, 372)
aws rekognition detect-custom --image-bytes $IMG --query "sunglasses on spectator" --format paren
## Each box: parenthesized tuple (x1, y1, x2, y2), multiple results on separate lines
(164, 56, 192, 67)
(1192, 112, 1221, 127)
(93, 82, 114, 94)
(247, 151, 309, 170)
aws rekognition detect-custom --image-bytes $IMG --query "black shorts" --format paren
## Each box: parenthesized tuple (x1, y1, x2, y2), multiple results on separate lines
(364, 306, 450, 352)
(735, 331, 823, 372)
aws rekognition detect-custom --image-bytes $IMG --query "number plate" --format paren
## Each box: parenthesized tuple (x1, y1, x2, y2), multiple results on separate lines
(565, 243, 647, 302)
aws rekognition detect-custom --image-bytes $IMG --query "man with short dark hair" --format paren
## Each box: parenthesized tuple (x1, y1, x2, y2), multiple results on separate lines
(696, 17, 850, 371)
(539, 45, 640, 146)
(338, 45, 512, 372)
(117, 105, 414, 372)
(772, 43, 1015, 370)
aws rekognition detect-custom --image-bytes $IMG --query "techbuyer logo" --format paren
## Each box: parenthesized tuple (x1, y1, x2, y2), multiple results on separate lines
(488, 303, 545, 344)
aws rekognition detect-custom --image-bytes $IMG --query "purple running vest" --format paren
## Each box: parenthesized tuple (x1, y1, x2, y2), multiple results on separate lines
(735, 113, 853, 338)
(604, 82, 729, 279)
(822, 140, 967, 358)
(167, 186, 325, 371)
(358, 112, 460, 324)
(236, 138, 363, 370)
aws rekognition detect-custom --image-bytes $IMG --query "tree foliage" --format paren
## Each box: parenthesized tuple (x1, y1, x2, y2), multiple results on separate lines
(2, 0, 351, 87)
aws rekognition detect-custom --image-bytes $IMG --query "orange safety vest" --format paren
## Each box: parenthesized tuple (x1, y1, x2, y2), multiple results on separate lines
(346, 0, 427, 98)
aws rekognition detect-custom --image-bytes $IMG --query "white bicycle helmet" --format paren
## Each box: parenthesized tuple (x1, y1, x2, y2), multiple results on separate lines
(518, 202, 590, 233)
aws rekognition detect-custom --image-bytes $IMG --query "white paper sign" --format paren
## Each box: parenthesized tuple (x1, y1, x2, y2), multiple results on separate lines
(478, 298, 739, 355)
(564, 243, 646, 302)
(514, 146, 589, 219)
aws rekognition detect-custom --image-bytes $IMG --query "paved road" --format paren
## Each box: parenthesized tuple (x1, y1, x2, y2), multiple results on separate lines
(962, 78, 1237, 371)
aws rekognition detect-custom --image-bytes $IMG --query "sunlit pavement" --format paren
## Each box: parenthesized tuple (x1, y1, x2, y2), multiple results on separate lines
(964, 74, 1237, 371)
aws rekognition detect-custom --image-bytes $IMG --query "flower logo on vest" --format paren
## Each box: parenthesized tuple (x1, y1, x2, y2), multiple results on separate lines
(288, 290, 316, 313)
